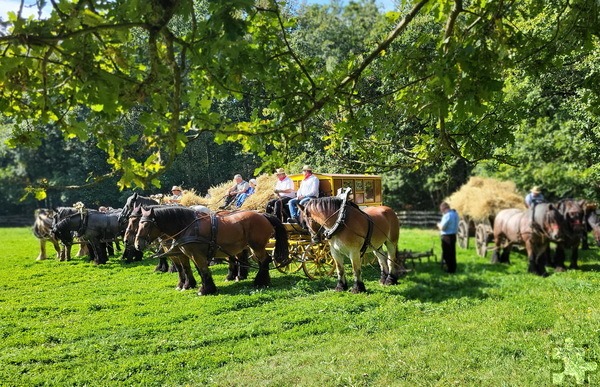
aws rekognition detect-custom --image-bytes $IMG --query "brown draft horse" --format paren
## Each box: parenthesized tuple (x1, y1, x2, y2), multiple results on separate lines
(491, 203, 567, 276)
(124, 205, 200, 290)
(134, 206, 289, 295)
(298, 197, 402, 293)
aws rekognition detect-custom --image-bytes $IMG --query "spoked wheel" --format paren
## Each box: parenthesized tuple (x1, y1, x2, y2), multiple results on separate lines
(276, 240, 304, 274)
(301, 241, 335, 280)
(475, 223, 489, 257)
(457, 219, 469, 249)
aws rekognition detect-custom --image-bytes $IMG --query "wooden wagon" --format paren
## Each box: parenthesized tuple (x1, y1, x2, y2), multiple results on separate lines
(450, 177, 527, 259)
(457, 214, 495, 258)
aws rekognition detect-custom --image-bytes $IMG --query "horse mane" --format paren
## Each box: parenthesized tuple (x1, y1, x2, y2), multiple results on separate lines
(150, 206, 198, 229)
(307, 197, 359, 216)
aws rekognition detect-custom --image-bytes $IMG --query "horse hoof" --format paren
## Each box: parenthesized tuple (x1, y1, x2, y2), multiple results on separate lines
(555, 267, 566, 273)
(384, 275, 398, 286)
(335, 285, 346, 292)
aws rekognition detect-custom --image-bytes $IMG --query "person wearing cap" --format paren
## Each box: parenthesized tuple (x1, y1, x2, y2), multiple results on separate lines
(235, 178, 257, 207)
(437, 201, 459, 273)
(266, 168, 296, 221)
(525, 186, 545, 208)
(288, 165, 320, 223)
(168, 186, 183, 204)
(220, 174, 249, 209)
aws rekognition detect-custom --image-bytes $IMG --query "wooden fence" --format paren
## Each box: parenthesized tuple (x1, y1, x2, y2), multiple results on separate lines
(3, 211, 441, 228)
(0, 215, 33, 227)
(396, 210, 439, 229)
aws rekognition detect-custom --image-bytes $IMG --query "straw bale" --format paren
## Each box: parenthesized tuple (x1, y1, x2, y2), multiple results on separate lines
(446, 177, 526, 221)
(175, 174, 280, 211)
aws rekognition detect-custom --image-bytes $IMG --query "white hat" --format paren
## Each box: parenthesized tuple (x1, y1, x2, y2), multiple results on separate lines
(249, 179, 257, 185)
(171, 186, 182, 191)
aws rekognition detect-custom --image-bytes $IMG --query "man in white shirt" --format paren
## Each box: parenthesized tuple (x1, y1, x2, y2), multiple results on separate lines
(266, 168, 296, 221)
(288, 165, 320, 223)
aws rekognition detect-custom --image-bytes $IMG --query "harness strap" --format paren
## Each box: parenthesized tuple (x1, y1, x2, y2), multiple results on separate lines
(360, 215, 374, 257)
(77, 210, 89, 236)
(206, 214, 219, 261)
(323, 187, 352, 239)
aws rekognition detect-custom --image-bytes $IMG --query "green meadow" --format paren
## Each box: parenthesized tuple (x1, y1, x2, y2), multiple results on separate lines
(1, 226, 599, 386)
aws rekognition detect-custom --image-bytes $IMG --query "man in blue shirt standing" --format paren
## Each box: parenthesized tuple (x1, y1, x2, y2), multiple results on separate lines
(438, 201, 459, 273)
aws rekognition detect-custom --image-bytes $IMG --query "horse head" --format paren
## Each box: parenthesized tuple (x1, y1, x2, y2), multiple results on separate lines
(134, 206, 158, 251)
(557, 199, 585, 236)
(540, 204, 568, 242)
(297, 202, 322, 243)
(124, 205, 143, 245)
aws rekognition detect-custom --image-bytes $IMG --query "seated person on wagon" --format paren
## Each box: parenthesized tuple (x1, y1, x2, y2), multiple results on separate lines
(235, 178, 257, 207)
(287, 165, 320, 223)
(266, 168, 295, 221)
(168, 185, 183, 204)
(220, 174, 249, 209)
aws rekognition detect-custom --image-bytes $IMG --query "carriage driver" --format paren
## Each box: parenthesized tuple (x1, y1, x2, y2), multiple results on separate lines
(525, 186, 545, 208)
(288, 165, 320, 223)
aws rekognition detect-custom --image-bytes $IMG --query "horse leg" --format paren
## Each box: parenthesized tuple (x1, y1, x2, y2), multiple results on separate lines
(252, 250, 271, 288)
(553, 244, 566, 271)
(180, 255, 197, 289)
(183, 248, 217, 295)
(499, 244, 511, 264)
(155, 257, 169, 272)
(99, 242, 108, 264)
(349, 252, 366, 293)
(237, 250, 249, 281)
(332, 252, 348, 292)
(374, 250, 389, 285)
(569, 243, 580, 270)
(37, 239, 47, 261)
(170, 256, 187, 290)
(535, 247, 549, 277)
(226, 257, 237, 281)
(51, 239, 61, 259)
(384, 241, 401, 285)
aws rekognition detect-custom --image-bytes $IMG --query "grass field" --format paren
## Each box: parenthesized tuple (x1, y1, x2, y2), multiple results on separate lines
(1, 226, 599, 386)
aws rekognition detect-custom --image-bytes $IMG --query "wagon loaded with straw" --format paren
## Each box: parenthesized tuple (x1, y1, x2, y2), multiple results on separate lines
(447, 177, 526, 257)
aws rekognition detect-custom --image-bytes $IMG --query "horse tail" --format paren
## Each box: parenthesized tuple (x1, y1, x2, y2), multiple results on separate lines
(263, 213, 289, 265)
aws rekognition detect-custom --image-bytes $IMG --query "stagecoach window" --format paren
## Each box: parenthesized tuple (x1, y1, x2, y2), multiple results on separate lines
(364, 180, 374, 202)
(342, 179, 354, 192)
(355, 180, 364, 191)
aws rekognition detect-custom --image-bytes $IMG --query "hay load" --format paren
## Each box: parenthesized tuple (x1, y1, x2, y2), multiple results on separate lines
(447, 177, 526, 221)
(177, 174, 278, 211)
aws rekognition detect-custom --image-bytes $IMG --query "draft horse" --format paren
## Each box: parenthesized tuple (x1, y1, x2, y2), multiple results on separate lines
(32, 208, 61, 260)
(134, 207, 289, 295)
(53, 209, 122, 264)
(118, 193, 162, 267)
(124, 205, 203, 290)
(552, 199, 585, 271)
(491, 203, 567, 276)
(298, 197, 402, 293)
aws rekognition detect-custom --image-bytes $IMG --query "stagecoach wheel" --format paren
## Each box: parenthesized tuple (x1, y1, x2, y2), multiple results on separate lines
(457, 219, 469, 249)
(475, 224, 488, 257)
(301, 241, 335, 280)
(275, 241, 303, 274)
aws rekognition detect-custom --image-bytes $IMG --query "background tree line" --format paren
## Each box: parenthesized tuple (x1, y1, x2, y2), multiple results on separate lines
(1, 0, 599, 218)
